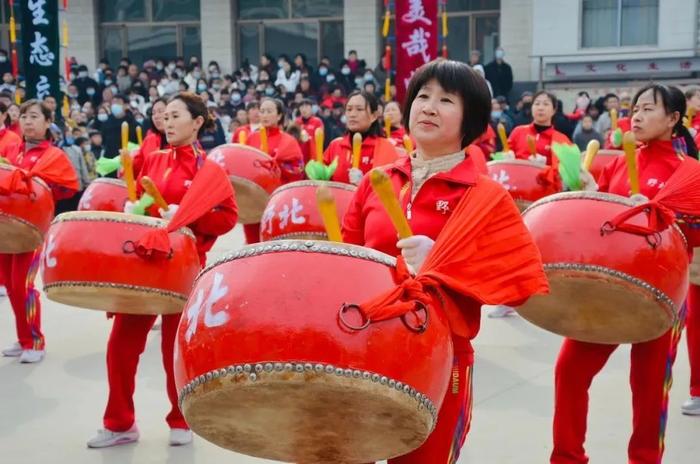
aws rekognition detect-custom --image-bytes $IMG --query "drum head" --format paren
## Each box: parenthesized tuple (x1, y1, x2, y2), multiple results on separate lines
(45, 283, 187, 315)
(231, 176, 270, 224)
(517, 267, 675, 344)
(0, 214, 43, 253)
(690, 248, 700, 286)
(181, 368, 433, 463)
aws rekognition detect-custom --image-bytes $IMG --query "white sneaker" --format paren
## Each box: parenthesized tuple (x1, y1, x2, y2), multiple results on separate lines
(488, 305, 517, 318)
(87, 426, 139, 448)
(0, 285, 7, 297)
(19, 349, 44, 363)
(169, 428, 192, 446)
(2, 342, 22, 357)
(681, 397, 700, 415)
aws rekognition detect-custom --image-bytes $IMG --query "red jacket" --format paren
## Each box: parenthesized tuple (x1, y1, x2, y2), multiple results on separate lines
(133, 130, 164, 176)
(0, 127, 21, 154)
(137, 144, 238, 264)
(342, 153, 483, 348)
(294, 115, 324, 163)
(3, 140, 77, 200)
(247, 126, 304, 184)
(474, 124, 496, 156)
(231, 124, 260, 144)
(508, 123, 572, 165)
(8, 122, 21, 137)
(323, 133, 399, 184)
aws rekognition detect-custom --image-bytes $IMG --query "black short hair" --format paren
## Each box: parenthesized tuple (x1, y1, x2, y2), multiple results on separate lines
(299, 98, 314, 107)
(402, 59, 490, 148)
(533, 90, 558, 109)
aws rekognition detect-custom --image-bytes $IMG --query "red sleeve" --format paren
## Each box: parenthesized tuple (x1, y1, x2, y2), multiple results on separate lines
(323, 138, 343, 165)
(190, 194, 238, 238)
(275, 133, 305, 183)
(508, 126, 528, 159)
(341, 177, 370, 245)
(596, 157, 618, 194)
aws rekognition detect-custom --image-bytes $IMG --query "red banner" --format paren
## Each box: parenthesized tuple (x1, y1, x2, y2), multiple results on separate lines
(395, 0, 439, 103)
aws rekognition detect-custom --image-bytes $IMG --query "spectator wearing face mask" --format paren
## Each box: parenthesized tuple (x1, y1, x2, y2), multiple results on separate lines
(184, 65, 203, 91)
(484, 47, 513, 101)
(97, 94, 138, 162)
(573, 114, 604, 152)
(72, 64, 101, 106)
(0, 73, 16, 94)
(116, 66, 132, 93)
(341, 50, 366, 76)
(231, 101, 261, 143)
(336, 62, 356, 94)
(89, 129, 106, 159)
(275, 60, 301, 94)
(312, 63, 332, 92)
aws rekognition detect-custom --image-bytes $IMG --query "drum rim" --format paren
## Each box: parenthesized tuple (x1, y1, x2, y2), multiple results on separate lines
(44, 280, 188, 311)
(486, 159, 546, 169)
(0, 211, 43, 234)
(269, 179, 357, 196)
(262, 231, 328, 241)
(89, 177, 127, 187)
(213, 143, 273, 160)
(51, 211, 196, 239)
(177, 360, 438, 429)
(0, 163, 51, 191)
(198, 239, 396, 282)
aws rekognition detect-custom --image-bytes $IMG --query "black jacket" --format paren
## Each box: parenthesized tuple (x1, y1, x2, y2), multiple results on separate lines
(484, 60, 514, 99)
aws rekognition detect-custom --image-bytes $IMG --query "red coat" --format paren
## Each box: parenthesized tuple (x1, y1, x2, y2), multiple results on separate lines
(8, 122, 21, 137)
(508, 123, 572, 165)
(247, 126, 304, 184)
(323, 133, 399, 183)
(137, 144, 238, 263)
(294, 115, 324, 163)
(231, 124, 259, 144)
(0, 127, 21, 154)
(3, 140, 77, 200)
(474, 124, 496, 156)
(133, 130, 164, 176)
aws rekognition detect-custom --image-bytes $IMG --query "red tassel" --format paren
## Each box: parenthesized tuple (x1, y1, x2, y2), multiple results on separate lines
(441, 45, 448, 59)
(383, 45, 392, 72)
(65, 57, 72, 81)
(10, 49, 18, 77)
(134, 229, 171, 260)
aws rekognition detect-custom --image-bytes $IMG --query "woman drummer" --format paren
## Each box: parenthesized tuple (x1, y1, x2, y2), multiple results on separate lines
(383, 100, 410, 148)
(243, 97, 304, 244)
(87, 92, 237, 449)
(324, 90, 398, 185)
(551, 84, 698, 464)
(343, 59, 546, 464)
(0, 102, 21, 152)
(0, 99, 78, 363)
(132, 97, 167, 175)
(507, 90, 572, 164)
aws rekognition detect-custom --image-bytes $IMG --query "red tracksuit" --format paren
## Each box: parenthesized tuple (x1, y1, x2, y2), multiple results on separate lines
(0, 141, 76, 351)
(343, 154, 482, 464)
(132, 130, 164, 176)
(474, 125, 496, 157)
(295, 115, 324, 163)
(687, 284, 700, 399)
(231, 123, 260, 144)
(323, 133, 399, 184)
(508, 123, 572, 165)
(104, 143, 237, 432)
(551, 139, 688, 464)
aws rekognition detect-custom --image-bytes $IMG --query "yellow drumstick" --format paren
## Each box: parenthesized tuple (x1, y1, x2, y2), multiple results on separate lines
(315, 127, 324, 163)
(120, 149, 137, 202)
(260, 126, 269, 154)
(136, 126, 143, 145)
(316, 185, 343, 243)
(526, 135, 537, 156)
(610, 108, 618, 131)
(238, 130, 248, 145)
(140, 176, 169, 211)
(685, 106, 696, 129)
(121, 121, 129, 150)
(497, 123, 510, 152)
(370, 169, 412, 239)
(384, 77, 391, 102)
(622, 132, 640, 196)
(582, 139, 600, 171)
(384, 116, 392, 138)
(352, 132, 362, 169)
(403, 134, 414, 153)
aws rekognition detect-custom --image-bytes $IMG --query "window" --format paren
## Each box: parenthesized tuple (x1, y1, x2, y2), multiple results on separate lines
(291, 0, 343, 18)
(265, 23, 319, 65)
(99, 0, 201, 65)
(581, 0, 658, 48)
(447, 0, 500, 12)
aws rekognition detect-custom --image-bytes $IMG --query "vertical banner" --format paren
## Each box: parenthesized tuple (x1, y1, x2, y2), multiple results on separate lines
(395, 0, 439, 103)
(21, 0, 61, 101)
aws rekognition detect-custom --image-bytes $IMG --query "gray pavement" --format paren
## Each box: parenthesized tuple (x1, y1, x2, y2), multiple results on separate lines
(1, 225, 699, 463)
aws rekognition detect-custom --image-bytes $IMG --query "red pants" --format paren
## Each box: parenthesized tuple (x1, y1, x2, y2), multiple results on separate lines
(551, 324, 683, 464)
(0, 250, 44, 350)
(243, 223, 260, 244)
(103, 313, 187, 431)
(687, 285, 700, 397)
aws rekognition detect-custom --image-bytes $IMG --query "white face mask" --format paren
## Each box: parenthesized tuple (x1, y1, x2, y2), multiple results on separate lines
(97, 113, 108, 122)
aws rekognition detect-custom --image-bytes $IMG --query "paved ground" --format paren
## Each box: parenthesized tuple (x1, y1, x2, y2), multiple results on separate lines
(1, 225, 699, 463)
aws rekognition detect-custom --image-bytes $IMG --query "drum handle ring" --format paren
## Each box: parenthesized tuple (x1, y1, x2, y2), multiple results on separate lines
(645, 232, 662, 249)
(122, 240, 174, 259)
(600, 221, 614, 236)
(401, 301, 429, 334)
(338, 303, 371, 331)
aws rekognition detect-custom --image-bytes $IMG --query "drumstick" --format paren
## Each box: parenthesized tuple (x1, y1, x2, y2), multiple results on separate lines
(315, 127, 324, 163)
(140, 176, 169, 211)
(610, 108, 618, 131)
(582, 139, 600, 171)
(384, 117, 392, 138)
(121, 121, 129, 150)
(370, 169, 412, 239)
(497, 123, 510, 152)
(316, 185, 343, 242)
(622, 132, 640, 196)
(260, 126, 269, 154)
(120, 149, 137, 202)
(527, 135, 537, 156)
(352, 132, 362, 169)
(685, 106, 696, 129)
(136, 126, 143, 145)
(403, 134, 414, 153)
(238, 130, 248, 145)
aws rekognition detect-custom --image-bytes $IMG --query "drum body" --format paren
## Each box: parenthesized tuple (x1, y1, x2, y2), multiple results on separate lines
(589, 149, 623, 181)
(519, 191, 688, 344)
(208, 143, 281, 224)
(0, 164, 54, 253)
(174, 240, 453, 463)
(78, 178, 128, 212)
(487, 159, 559, 211)
(260, 180, 356, 241)
(42, 211, 200, 315)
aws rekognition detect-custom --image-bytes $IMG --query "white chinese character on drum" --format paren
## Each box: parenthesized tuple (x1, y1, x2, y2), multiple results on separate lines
(492, 169, 514, 191)
(261, 197, 306, 234)
(184, 272, 230, 343)
(44, 234, 57, 269)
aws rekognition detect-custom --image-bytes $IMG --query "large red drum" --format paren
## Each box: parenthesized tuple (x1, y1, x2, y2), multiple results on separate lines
(260, 180, 356, 241)
(174, 240, 453, 463)
(0, 164, 54, 253)
(42, 211, 200, 315)
(589, 149, 623, 181)
(518, 191, 688, 344)
(208, 143, 281, 224)
(78, 178, 128, 212)
(487, 159, 560, 211)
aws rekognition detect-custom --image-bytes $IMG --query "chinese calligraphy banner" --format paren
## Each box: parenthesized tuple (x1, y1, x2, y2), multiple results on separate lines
(21, 0, 60, 101)
(545, 57, 700, 80)
(395, 0, 438, 102)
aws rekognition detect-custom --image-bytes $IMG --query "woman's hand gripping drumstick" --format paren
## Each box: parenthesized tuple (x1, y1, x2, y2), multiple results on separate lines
(370, 169, 412, 239)
(316, 185, 343, 242)
(622, 131, 641, 196)
(348, 132, 364, 185)
(120, 121, 137, 202)
(140, 176, 179, 220)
